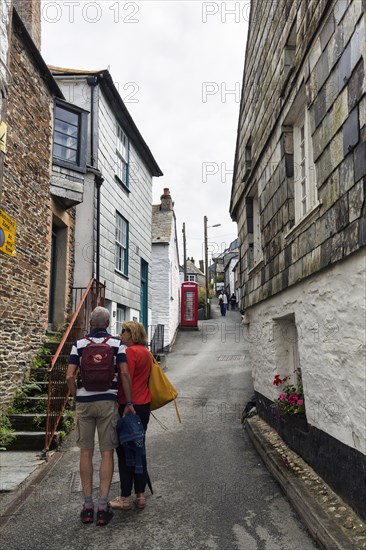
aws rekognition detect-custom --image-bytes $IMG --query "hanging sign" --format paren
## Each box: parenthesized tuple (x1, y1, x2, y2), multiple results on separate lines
(0, 209, 16, 256)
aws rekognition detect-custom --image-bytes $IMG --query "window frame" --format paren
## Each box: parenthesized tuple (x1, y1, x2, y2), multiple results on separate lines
(115, 212, 129, 277)
(115, 124, 129, 189)
(52, 99, 88, 173)
(187, 274, 196, 282)
(116, 304, 126, 335)
(293, 109, 317, 223)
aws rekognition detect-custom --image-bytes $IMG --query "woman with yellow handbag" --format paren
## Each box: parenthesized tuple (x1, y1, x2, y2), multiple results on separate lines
(109, 321, 151, 512)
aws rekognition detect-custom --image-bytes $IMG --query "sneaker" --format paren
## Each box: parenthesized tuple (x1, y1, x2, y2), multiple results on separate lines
(96, 505, 113, 526)
(80, 506, 94, 524)
(109, 495, 132, 511)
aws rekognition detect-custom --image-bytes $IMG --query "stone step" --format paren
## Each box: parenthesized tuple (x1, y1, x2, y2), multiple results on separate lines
(9, 413, 67, 431)
(29, 368, 49, 382)
(12, 396, 48, 413)
(7, 431, 61, 451)
(43, 341, 61, 355)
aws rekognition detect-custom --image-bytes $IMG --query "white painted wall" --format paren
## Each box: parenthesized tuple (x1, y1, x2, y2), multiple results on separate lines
(152, 219, 180, 349)
(57, 77, 154, 321)
(245, 249, 366, 455)
(0, 0, 10, 110)
(97, 92, 152, 314)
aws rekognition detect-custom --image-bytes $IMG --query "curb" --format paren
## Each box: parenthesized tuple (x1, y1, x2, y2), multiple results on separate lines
(0, 450, 65, 532)
(245, 416, 365, 550)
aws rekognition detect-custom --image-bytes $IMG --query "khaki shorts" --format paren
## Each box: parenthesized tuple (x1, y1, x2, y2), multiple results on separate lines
(75, 400, 119, 451)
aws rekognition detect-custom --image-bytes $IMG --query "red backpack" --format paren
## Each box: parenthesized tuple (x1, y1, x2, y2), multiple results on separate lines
(80, 337, 115, 392)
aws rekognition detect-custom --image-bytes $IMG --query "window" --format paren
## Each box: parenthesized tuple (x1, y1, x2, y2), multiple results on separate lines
(246, 191, 262, 270)
(115, 212, 128, 276)
(293, 109, 317, 222)
(187, 274, 196, 282)
(116, 125, 129, 187)
(116, 305, 126, 335)
(52, 100, 87, 172)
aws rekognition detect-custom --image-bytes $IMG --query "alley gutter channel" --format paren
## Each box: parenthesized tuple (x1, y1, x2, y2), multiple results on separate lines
(245, 415, 366, 550)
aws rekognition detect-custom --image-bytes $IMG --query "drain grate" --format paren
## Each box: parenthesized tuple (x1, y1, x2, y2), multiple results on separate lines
(70, 471, 120, 492)
(217, 355, 246, 361)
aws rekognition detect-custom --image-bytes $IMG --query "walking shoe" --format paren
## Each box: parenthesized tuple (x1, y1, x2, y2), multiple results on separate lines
(80, 506, 94, 524)
(96, 505, 113, 526)
(109, 496, 132, 511)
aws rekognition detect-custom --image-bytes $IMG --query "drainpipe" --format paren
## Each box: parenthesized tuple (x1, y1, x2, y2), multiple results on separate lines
(86, 76, 103, 284)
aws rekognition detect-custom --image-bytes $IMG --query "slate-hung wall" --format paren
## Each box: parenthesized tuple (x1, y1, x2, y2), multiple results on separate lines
(233, 0, 366, 307)
(0, 26, 53, 406)
(231, 0, 366, 518)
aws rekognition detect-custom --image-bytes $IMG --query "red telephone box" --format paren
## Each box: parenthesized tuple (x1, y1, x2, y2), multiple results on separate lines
(180, 282, 198, 328)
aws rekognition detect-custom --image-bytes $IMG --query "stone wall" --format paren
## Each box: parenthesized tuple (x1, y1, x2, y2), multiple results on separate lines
(231, 0, 366, 309)
(0, 26, 53, 406)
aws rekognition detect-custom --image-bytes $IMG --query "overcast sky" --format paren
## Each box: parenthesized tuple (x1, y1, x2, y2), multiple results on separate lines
(41, 0, 249, 266)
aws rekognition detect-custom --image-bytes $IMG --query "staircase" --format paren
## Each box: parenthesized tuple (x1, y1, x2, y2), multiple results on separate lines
(7, 278, 106, 453)
(7, 341, 63, 450)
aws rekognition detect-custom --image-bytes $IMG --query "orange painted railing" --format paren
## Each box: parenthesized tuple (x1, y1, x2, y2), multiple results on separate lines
(44, 278, 105, 451)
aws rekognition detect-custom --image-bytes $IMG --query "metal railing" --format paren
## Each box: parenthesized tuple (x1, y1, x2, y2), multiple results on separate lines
(44, 278, 105, 451)
(149, 323, 165, 357)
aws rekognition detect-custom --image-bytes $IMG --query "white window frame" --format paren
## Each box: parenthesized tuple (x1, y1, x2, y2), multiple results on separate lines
(252, 192, 263, 266)
(187, 274, 196, 282)
(116, 125, 129, 187)
(293, 109, 317, 222)
(115, 212, 128, 276)
(116, 304, 126, 335)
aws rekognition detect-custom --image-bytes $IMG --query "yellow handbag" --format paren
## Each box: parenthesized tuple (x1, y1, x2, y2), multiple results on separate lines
(148, 353, 181, 423)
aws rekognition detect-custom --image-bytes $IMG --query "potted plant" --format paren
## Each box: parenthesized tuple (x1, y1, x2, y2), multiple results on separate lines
(272, 369, 308, 431)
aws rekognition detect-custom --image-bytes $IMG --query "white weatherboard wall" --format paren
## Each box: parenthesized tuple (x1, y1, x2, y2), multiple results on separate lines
(246, 249, 366, 455)
(97, 91, 152, 314)
(152, 235, 180, 350)
(57, 78, 154, 319)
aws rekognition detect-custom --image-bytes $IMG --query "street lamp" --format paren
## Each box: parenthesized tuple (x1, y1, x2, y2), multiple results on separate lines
(204, 216, 221, 320)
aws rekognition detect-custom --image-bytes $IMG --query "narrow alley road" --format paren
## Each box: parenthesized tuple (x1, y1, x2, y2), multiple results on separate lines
(0, 306, 319, 549)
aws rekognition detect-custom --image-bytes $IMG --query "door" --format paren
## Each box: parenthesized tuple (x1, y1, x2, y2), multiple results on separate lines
(140, 259, 148, 332)
(48, 230, 57, 327)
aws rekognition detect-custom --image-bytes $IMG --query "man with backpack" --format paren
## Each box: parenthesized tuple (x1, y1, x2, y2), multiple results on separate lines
(66, 306, 135, 526)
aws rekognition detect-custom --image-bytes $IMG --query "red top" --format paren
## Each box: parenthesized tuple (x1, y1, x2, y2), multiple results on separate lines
(118, 344, 151, 405)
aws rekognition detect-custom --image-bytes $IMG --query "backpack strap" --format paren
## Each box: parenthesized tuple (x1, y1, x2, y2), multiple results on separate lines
(84, 336, 112, 344)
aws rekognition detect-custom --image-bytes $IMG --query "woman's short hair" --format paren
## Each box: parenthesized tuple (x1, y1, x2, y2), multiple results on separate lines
(121, 321, 148, 345)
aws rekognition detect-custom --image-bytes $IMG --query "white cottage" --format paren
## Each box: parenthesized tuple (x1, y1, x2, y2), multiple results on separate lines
(50, 67, 163, 334)
(230, 1, 366, 518)
(151, 189, 180, 351)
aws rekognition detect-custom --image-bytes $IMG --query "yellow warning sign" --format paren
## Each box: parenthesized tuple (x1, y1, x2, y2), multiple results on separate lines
(0, 209, 16, 257)
(0, 121, 7, 153)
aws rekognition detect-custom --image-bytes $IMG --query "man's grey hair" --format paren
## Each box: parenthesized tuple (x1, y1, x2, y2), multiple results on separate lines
(90, 306, 110, 328)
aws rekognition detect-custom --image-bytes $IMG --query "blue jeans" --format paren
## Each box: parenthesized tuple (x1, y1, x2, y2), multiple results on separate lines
(220, 303, 226, 316)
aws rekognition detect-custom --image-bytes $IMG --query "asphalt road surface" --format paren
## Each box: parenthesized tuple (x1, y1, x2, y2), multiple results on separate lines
(0, 307, 319, 549)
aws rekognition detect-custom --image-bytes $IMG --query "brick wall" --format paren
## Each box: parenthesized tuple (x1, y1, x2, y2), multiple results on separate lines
(0, 26, 53, 407)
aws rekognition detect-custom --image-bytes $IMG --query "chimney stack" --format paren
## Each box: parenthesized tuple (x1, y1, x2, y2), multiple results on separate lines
(160, 188, 173, 211)
(14, 0, 42, 50)
(199, 260, 205, 273)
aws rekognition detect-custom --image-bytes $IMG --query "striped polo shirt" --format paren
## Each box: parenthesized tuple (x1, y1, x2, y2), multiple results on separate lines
(68, 328, 127, 403)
